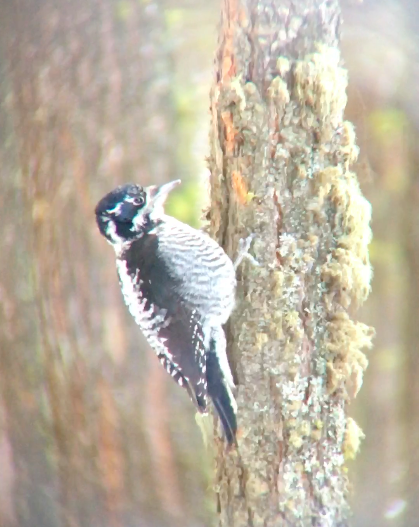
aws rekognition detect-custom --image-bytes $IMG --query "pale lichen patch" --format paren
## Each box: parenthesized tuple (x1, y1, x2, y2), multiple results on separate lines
(267, 76, 290, 108)
(293, 45, 348, 128)
(343, 417, 365, 461)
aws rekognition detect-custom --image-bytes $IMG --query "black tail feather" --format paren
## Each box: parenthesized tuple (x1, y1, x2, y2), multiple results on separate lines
(206, 350, 237, 445)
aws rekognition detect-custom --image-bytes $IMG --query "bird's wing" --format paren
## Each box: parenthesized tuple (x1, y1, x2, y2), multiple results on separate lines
(120, 234, 208, 411)
(154, 218, 236, 321)
(156, 307, 207, 410)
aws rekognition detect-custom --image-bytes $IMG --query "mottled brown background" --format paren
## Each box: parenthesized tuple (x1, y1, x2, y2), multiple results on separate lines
(0, 0, 417, 526)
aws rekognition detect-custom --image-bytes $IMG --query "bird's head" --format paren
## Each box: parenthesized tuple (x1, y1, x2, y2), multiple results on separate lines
(95, 179, 180, 244)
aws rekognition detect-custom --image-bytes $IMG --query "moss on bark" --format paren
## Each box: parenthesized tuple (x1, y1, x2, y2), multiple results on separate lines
(208, 1, 374, 525)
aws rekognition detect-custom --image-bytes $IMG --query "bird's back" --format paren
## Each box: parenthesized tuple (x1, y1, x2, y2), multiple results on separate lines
(148, 215, 236, 325)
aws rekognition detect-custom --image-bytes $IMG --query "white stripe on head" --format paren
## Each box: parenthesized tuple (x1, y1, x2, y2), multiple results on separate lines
(107, 202, 124, 215)
(131, 210, 147, 231)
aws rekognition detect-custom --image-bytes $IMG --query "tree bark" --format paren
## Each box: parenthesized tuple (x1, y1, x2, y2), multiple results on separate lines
(208, 1, 374, 525)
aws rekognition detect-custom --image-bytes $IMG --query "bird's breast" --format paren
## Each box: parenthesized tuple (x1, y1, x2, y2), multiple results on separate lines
(116, 258, 168, 332)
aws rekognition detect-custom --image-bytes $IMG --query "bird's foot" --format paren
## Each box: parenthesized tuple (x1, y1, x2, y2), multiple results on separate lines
(234, 234, 260, 270)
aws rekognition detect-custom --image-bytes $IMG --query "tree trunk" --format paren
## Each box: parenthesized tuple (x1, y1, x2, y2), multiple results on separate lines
(208, 1, 374, 525)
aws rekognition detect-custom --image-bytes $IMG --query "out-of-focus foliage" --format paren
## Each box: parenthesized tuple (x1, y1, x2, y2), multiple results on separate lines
(342, 2, 419, 525)
(166, 181, 203, 228)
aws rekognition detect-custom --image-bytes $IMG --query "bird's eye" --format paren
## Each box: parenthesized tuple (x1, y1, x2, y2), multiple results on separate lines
(132, 196, 145, 206)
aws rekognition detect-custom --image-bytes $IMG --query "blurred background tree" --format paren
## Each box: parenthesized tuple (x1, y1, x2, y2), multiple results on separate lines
(0, 1, 210, 526)
(0, 0, 417, 526)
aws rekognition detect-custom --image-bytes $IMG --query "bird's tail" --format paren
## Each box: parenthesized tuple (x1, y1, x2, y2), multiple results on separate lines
(206, 343, 237, 446)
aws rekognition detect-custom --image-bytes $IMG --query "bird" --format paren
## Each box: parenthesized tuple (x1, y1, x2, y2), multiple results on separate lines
(95, 179, 237, 445)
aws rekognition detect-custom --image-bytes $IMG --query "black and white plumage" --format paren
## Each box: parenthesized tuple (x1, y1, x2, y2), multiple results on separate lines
(95, 180, 237, 444)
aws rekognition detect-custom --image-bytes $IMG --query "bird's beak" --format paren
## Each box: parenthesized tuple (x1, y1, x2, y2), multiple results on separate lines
(149, 179, 181, 206)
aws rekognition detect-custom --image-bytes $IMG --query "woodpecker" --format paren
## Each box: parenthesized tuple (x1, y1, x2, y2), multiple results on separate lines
(95, 180, 237, 444)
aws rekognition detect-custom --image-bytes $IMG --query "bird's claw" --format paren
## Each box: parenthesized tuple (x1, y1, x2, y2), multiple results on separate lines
(234, 234, 260, 270)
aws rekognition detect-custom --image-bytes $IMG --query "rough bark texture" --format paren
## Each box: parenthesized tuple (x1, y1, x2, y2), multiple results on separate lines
(208, 1, 374, 525)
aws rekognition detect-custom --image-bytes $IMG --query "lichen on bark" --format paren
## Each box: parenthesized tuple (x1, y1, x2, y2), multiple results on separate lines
(207, 1, 374, 525)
